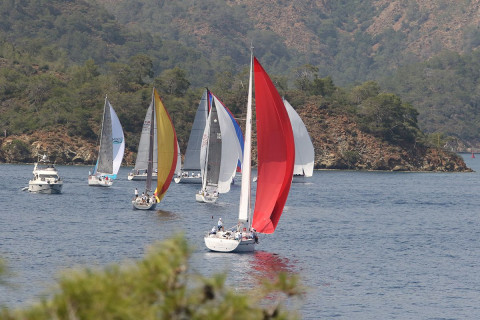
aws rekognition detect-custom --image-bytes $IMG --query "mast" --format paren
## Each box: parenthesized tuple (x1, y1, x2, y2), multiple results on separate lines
(238, 47, 254, 227)
(200, 97, 212, 192)
(145, 89, 155, 193)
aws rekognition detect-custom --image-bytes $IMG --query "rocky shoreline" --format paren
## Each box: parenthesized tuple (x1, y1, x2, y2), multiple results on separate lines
(0, 107, 472, 172)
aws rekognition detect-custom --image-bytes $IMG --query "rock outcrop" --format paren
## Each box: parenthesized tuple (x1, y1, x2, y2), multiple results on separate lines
(0, 107, 471, 172)
(0, 128, 135, 165)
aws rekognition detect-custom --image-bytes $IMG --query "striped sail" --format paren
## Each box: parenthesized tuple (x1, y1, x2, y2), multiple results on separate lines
(153, 89, 178, 202)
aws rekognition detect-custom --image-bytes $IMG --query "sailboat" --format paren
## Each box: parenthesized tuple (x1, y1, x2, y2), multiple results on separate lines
(283, 98, 315, 182)
(196, 90, 243, 203)
(204, 51, 295, 252)
(88, 96, 125, 187)
(132, 88, 178, 210)
(174, 90, 208, 184)
(128, 101, 158, 181)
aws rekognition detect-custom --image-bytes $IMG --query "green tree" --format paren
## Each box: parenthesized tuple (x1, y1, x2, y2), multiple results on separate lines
(359, 93, 420, 143)
(155, 67, 191, 97)
(129, 54, 154, 86)
(0, 235, 303, 320)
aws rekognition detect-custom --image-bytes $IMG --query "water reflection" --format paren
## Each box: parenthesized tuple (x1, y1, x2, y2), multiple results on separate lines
(154, 209, 179, 220)
(250, 251, 296, 281)
(201, 250, 296, 290)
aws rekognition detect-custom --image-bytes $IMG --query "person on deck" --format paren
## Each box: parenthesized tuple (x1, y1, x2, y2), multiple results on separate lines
(217, 218, 223, 231)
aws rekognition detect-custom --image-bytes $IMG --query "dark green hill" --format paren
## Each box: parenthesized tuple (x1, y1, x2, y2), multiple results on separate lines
(0, 0, 479, 158)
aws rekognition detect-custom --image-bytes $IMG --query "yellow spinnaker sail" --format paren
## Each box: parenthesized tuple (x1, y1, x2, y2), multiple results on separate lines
(153, 88, 178, 202)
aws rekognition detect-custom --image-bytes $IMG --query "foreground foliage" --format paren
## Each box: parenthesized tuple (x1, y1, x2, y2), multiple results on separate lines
(0, 235, 303, 320)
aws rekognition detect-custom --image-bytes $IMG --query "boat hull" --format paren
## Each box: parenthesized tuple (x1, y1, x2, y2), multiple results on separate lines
(88, 175, 113, 187)
(132, 199, 157, 210)
(28, 182, 63, 194)
(292, 174, 306, 183)
(174, 175, 202, 184)
(195, 192, 218, 203)
(128, 172, 157, 181)
(204, 234, 255, 252)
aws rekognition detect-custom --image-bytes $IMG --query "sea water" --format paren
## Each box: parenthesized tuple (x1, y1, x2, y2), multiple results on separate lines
(1, 154, 480, 319)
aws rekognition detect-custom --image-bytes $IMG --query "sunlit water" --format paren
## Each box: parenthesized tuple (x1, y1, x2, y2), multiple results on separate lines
(1, 154, 480, 319)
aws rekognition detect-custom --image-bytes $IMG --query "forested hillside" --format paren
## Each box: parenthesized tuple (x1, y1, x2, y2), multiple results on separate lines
(0, 0, 477, 166)
(94, 0, 480, 147)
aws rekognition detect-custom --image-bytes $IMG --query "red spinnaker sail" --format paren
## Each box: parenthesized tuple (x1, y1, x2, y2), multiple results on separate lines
(252, 57, 295, 234)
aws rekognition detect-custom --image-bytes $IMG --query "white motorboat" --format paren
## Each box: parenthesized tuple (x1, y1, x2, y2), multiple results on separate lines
(28, 155, 63, 194)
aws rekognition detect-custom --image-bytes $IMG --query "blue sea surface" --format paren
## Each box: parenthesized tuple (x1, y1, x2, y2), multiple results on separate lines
(1, 154, 480, 319)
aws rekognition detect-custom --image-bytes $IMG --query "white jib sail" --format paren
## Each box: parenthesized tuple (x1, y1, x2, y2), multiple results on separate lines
(238, 53, 253, 224)
(109, 101, 125, 176)
(283, 99, 314, 177)
(214, 95, 241, 193)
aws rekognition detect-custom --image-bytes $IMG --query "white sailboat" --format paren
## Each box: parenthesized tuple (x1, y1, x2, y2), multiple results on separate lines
(204, 51, 295, 252)
(174, 90, 208, 184)
(196, 91, 241, 203)
(132, 88, 178, 209)
(128, 101, 158, 181)
(88, 96, 125, 187)
(28, 154, 63, 194)
(283, 98, 315, 182)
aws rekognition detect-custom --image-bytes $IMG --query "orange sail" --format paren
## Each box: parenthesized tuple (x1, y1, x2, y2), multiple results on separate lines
(153, 88, 178, 202)
(252, 57, 295, 234)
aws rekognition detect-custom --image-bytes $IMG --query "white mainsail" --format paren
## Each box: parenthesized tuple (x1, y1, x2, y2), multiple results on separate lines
(183, 90, 208, 171)
(238, 53, 254, 224)
(283, 98, 314, 177)
(133, 102, 157, 173)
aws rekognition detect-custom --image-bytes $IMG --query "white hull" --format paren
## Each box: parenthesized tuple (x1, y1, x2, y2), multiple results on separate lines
(28, 156, 63, 194)
(204, 232, 256, 252)
(88, 175, 113, 187)
(28, 182, 63, 194)
(195, 192, 218, 203)
(174, 175, 202, 184)
(132, 199, 157, 210)
(127, 172, 157, 181)
(292, 174, 307, 183)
